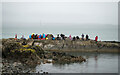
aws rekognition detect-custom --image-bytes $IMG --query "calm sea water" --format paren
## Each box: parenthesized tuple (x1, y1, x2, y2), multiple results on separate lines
(35, 52, 118, 73)
(2, 25, 118, 41)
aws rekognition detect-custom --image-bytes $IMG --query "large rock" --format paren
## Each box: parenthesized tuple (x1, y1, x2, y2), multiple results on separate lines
(2, 39, 44, 66)
(32, 39, 120, 51)
(52, 52, 86, 64)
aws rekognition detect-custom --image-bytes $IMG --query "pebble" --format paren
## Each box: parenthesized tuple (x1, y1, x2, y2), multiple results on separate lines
(2, 59, 37, 73)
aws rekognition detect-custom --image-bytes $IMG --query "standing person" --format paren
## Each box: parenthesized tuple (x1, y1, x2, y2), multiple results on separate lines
(45, 34, 48, 40)
(76, 36, 79, 40)
(52, 35, 55, 40)
(29, 34, 31, 39)
(57, 34, 60, 40)
(69, 35, 72, 40)
(45, 34, 47, 37)
(60, 34, 65, 40)
(35, 34, 38, 39)
(32, 33, 34, 39)
(73, 36, 76, 41)
(81, 34, 84, 40)
(21, 35, 24, 39)
(43, 33, 46, 40)
(86, 34, 89, 40)
(39, 34, 41, 39)
(33, 34, 35, 39)
(41, 35, 43, 40)
(52, 37, 55, 40)
(63, 34, 65, 40)
(15, 34, 17, 40)
(37, 35, 39, 39)
(95, 36, 98, 42)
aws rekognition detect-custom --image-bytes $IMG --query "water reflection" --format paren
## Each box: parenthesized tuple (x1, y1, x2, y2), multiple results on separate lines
(52, 61, 84, 68)
(36, 52, 118, 73)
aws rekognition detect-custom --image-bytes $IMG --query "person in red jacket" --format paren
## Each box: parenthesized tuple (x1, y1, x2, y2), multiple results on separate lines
(32, 34, 34, 39)
(15, 34, 17, 40)
(95, 36, 98, 42)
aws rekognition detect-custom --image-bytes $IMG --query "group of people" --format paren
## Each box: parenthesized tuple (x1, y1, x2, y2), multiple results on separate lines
(29, 33, 55, 40)
(15, 34, 25, 40)
(71, 34, 89, 41)
(15, 33, 98, 42)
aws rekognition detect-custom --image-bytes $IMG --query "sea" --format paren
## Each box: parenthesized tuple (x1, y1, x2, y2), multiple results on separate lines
(35, 52, 118, 73)
(1, 24, 118, 41)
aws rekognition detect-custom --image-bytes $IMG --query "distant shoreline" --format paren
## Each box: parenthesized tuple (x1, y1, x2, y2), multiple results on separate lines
(102, 41, 120, 43)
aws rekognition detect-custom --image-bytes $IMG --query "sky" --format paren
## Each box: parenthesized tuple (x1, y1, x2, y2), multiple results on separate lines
(1, 1, 119, 41)
(1, 0, 120, 2)
(2, 2, 118, 29)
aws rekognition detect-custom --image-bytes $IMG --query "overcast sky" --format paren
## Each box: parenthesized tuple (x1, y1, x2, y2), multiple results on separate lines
(2, 2, 118, 29)
(1, 1, 119, 41)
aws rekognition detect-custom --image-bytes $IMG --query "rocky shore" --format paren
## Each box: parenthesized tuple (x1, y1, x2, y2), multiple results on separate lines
(1, 38, 88, 74)
(27, 38, 120, 52)
(1, 38, 120, 74)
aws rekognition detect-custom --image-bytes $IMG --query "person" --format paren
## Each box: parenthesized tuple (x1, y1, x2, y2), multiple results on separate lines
(95, 36, 98, 42)
(37, 35, 39, 39)
(60, 34, 63, 39)
(43, 33, 46, 40)
(73, 36, 76, 41)
(41, 35, 43, 40)
(60, 34, 65, 40)
(81, 34, 84, 40)
(34, 34, 36, 39)
(76, 36, 79, 40)
(51, 35, 55, 40)
(45, 34, 48, 40)
(51, 34, 53, 38)
(46, 36, 48, 40)
(15, 34, 17, 40)
(39, 34, 41, 39)
(35, 34, 38, 39)
(33, 34, 35, 39)
(52, 37, 55, 40)
(32, 34, 34, 39)
(57, 34, 60, 40)
(29, 34, 32, 39)
(86, 34, 89, 40)
(21, 35, 24, 39)
(69, 35, 72, 40)
(45, 34, 47, 37)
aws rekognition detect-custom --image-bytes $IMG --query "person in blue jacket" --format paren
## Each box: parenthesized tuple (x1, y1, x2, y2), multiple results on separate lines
(52, 37, 55, 40)
(29, 34, 31, 39)
(39, 34, 41, 39)
(43, 33, 46, 39)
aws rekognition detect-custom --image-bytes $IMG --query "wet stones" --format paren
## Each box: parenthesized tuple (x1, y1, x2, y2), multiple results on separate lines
(2, 59, 37, 74)
(51, 52, 86, 64)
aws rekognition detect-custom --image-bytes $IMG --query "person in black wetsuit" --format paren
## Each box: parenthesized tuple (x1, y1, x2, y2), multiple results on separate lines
(73, 36, 76, 41)
(81, 34, 84, 40)
(57, 34, 60, 40)
(86, 34, 89, 40)
(36, 34, 38, 39)
(76, 36, 79, 40)
(60, 34, 65, 40)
